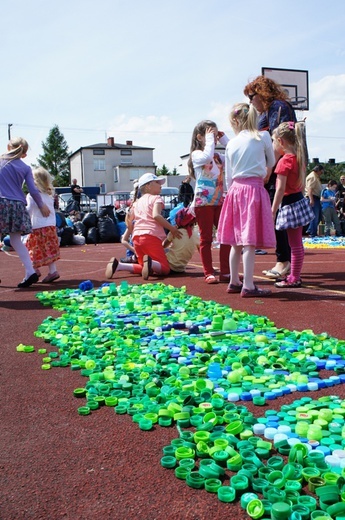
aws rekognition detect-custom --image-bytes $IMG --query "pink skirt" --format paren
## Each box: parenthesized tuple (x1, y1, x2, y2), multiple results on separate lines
(217, 177, 276, 248)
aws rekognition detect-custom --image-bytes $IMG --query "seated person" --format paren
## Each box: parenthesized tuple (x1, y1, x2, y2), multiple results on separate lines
(163, 206, 200, 273)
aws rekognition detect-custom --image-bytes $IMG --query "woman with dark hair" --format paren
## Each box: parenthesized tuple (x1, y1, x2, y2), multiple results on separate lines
(244, 76, 297, 279)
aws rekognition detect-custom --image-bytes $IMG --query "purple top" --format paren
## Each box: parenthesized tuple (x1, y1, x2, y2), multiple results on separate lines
(0, 158, 44, 208)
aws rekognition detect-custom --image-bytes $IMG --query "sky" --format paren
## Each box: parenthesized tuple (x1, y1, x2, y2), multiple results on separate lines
(1, 0, 345, 176)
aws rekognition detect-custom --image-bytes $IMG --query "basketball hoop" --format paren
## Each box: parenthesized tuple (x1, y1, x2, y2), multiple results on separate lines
(290, 96, 308, 111)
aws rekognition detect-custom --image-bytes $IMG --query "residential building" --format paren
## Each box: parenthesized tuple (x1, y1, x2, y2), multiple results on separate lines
(69, 137, 156, 193)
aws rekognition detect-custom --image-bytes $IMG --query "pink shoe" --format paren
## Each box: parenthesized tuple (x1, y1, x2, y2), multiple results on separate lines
(42, 272, 60, 283)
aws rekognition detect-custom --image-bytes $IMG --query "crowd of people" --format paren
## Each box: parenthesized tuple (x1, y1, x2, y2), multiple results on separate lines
(1, 76, 344, 291)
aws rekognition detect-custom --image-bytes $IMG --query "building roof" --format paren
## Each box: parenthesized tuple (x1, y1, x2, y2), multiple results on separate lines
(69, 139, 154, 159)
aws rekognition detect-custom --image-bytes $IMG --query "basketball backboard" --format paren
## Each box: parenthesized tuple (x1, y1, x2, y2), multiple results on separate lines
(262, 67, 309, 111)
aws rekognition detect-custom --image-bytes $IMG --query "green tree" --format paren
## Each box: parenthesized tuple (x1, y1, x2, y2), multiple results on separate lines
(156, 164, 170, 176)
(37, 125, 70, 186)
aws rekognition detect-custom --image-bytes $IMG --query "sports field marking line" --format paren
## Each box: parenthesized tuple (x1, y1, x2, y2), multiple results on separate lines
(256, 275, 344, 296)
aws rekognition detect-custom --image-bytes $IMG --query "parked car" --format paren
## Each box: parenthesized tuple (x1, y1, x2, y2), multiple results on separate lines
(110, 191, 132, 210)
(58, 193, 97, 212)
(129, 186, 179, 217)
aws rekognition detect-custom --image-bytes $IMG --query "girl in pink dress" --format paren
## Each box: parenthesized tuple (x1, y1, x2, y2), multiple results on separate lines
(218, 103, 276, 298)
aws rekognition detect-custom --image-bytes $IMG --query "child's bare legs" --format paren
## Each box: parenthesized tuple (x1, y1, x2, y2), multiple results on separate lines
(241, 245, 256, 290)
(10, 233, 35, 279)
(229, 245, 242, 286)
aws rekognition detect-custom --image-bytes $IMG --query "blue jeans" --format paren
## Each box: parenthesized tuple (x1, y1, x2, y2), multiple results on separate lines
(306, 196, 321, 236)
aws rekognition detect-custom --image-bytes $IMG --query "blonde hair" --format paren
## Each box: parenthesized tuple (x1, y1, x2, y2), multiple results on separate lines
(1, 137, 29, 162)
(273, 121, 308, 186)
(32, 166, 54, 195)
(230, 103, 260, 139)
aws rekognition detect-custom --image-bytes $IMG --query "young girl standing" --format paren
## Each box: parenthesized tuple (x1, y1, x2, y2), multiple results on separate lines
(188, 120, 230, 284)
(26, 167, 60, 283)
(105, 173, 182, 280)
(271, 121, 314, 288)
(0, 137, 50, 288)
(218, 103, 276, 297)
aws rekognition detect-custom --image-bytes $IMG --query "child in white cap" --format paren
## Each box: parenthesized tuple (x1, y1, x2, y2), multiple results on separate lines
(105, 173, 182, 280)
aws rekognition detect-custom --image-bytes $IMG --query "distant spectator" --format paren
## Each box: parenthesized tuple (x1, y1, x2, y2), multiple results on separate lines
(70, 178, 83, 210)
(178, 176, 194, 207)
(305, 165, 324, 237)
(321, 180, 342, 237)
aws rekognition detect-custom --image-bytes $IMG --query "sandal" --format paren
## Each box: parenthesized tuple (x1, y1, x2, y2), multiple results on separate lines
(241, 285, 272, 298)
(142, 255, 152, 280)
(275, 279, 302, 288)
(105, 257, 118, 279)
(205, 275, 218, 284)
(263, 262, 291, 279)
(263, 269, 282, 279)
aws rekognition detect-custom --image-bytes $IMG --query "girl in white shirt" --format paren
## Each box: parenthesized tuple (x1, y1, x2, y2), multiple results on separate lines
(218, 103, 276, 298)
(188, 120, 230, 284)
(26, 167, 60, 283)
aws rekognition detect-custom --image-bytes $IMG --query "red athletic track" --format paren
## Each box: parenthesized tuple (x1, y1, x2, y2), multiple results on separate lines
(1, 243, 344, 520)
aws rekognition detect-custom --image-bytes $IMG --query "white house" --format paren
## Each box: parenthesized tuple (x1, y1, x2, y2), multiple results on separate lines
(69, 137, 156, 193)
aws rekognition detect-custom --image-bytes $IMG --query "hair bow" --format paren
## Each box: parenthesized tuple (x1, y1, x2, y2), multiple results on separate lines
(288, 121, 295, 130)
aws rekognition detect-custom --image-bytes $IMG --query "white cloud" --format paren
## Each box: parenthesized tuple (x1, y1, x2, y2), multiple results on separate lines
(306, 75, 345, 162)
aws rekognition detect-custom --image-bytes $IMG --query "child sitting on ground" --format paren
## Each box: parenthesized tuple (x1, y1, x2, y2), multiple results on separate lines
(163, 205, 200, 272)
(105, 173, 182, 280)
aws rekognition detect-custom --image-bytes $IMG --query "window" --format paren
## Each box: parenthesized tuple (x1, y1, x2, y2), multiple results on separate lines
(130, 169, 140, 180)
(121, 149, 132, 156)
(94, 159, 105, 171)
(93, 149, 105, 155)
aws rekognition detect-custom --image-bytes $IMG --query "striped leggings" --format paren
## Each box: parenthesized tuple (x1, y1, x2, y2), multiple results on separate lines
(286, 226, 304, 282)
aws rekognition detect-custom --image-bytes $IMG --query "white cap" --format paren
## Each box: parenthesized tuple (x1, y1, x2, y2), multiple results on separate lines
(138, 173, 165, 188)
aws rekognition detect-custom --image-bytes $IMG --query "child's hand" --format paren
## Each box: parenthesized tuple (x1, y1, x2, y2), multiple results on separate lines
(170, 227, 183, 239)
(206, 127, 216, 138)
(40, 204, 50, 217)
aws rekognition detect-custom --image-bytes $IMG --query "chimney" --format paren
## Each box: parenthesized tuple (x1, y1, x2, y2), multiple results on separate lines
(107, 137, 115, 147)
(126, 140, 133, 146)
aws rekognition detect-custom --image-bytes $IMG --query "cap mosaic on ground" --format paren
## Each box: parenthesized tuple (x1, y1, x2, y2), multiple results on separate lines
(303, 236, 345, 249)
(17, 281, 345, 517)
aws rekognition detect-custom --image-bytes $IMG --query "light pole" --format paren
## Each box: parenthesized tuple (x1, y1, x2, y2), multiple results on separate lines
(8, 124, 13, 140)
